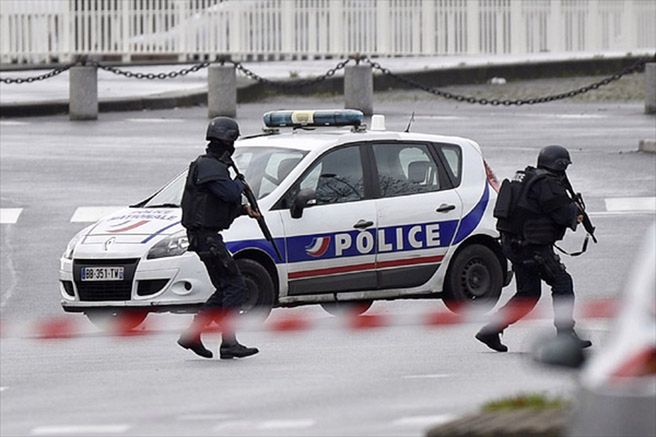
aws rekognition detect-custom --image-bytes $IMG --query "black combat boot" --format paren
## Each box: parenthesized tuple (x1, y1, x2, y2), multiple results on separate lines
(177, 334, 213, 359)
(557, 329, 592, 349)
(219, 332, 258, 359)
(475, 326, 508, 352)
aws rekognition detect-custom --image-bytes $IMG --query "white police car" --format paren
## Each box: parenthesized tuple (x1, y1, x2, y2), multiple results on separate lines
(60, 109, 511, 328)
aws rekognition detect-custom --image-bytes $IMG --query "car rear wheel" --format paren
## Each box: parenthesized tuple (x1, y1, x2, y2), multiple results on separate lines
(236, 258, 275, 320)
(443, 244, 503, 313)
(85, 309, 148, 331)
(321, 300, 373, 316)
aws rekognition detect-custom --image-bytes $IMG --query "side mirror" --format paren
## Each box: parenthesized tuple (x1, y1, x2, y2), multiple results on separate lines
(290, 189, 316, 219)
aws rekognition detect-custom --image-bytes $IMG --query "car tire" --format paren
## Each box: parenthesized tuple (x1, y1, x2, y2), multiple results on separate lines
(236, 258, 276, 320)
(443, 244, 503, 313)
(320, 300, 373, 316)
(85, 309, 148, 331)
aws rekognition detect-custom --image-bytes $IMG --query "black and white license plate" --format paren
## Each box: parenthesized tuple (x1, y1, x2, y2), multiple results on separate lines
(81, 266, 124, 281)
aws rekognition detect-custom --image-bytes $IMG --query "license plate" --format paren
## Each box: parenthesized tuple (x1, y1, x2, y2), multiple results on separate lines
(81, 266, 124, 281)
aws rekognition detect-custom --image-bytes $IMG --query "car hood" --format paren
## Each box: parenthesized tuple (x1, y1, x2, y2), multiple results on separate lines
(86, 208, 183, 242)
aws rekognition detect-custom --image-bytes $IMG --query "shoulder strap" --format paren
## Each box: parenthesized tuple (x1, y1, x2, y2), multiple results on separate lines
(553, 233, 590, 257)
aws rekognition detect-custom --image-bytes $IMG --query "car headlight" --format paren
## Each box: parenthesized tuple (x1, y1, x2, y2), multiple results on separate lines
(63, 226, 92, 260)
(147, 231, 189, 259)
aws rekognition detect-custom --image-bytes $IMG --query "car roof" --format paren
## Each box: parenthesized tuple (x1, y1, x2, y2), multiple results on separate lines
(237, 128, 479, 153)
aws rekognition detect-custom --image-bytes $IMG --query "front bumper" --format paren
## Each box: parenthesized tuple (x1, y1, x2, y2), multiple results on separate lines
(59, 252, 213, 313)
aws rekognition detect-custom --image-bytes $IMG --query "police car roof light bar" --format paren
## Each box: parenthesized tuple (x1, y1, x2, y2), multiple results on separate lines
(263, 109, 364, 128)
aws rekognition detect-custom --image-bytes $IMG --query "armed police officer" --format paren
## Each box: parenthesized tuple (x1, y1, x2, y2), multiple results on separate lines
(177, 117, 260, 359)
(475, 145, 592, 352)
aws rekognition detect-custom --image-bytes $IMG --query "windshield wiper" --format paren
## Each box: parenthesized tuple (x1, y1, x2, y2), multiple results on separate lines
(144, 203, 179, 208)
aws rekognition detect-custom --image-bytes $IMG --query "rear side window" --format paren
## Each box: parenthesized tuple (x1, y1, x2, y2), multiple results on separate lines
(372, 143, 442, 197)
(438, 144, 462, 186)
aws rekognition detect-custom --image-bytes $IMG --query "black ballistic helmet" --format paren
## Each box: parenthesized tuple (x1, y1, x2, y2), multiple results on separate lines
(206, 117, 240, 143)
(537, 145, 572, 172)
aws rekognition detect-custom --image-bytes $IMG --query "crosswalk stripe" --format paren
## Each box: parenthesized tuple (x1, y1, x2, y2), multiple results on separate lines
(257, 419, 315, 430)
(0, 120, 30, 126)
(393, 414, 457, 427)
(605, 197, 656, 212)
(70, 207, 124, 223)
(30, 425, 130, 435)
(0, 208, 22, 224)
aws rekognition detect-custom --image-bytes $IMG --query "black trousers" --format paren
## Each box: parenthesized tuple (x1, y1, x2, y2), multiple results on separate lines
(187, 229, 247, 312)
(493, 235, 576, 332)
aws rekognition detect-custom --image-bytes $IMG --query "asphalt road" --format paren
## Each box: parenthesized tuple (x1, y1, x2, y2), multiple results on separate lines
(1, 96, 655, 436)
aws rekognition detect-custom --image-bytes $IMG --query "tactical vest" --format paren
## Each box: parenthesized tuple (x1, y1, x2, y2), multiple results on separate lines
(494, 167, 565, 244)
(181, 154, 239, 230)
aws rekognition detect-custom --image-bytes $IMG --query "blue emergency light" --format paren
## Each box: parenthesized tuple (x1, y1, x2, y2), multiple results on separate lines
(263, 109, 364, 128)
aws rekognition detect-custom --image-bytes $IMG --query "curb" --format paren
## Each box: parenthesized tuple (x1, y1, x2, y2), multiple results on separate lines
(426, 409, 568, 437)
(639, 139, 656, 153)
(0, 56, 651, 118)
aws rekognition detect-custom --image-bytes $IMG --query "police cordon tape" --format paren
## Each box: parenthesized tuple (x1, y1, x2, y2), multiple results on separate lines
(0, 298, 617, 340)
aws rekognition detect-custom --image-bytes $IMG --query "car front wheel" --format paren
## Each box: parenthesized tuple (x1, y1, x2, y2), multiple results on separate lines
(443, 244, 503, 313)
(236, 258, 276, 320)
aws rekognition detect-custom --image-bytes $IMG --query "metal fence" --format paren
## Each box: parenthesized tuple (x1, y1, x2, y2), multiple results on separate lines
(1, 0, 655, 64)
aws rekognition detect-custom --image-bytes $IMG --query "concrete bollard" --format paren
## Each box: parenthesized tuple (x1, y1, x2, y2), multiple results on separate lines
(344, 63, 373, 115)
(69, 65, 98, 121)
(208, 63, 237, 118)
(645, 63, 656, 115)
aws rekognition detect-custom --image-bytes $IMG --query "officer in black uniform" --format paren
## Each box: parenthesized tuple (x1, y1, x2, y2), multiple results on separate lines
(177, 117, 260, 359)
(475, 145, 592, 352)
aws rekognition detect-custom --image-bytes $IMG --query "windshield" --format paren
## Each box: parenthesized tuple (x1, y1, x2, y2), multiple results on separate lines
(141, 146, 306, 207)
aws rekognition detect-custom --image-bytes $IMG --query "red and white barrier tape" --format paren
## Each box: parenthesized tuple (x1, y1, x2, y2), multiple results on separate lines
(0, 298, 618, 340)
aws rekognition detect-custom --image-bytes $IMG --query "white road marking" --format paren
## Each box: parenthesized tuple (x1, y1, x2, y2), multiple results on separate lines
(212, 420, 252, 431)
(30, 425, 130, 435)
(257, 419, 316, 430)
(0, 387, 7, 392)
(414, 115, 466, 120)
(393, 414, 457, 427)
(126, 118, 185, 123)
(0, 120, 30, 126)
(0, 208, 22, 224)
(402, 374, 454, 379)
(177, 413, 233, 421)
(70, 207, 124, 222)
(589, 211, 655, 217)
(605, 197, 656, 212)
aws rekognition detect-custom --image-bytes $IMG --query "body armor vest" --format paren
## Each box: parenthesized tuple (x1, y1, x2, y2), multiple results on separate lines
(181, 154, 239, 230)
(494, 166, 569, 244)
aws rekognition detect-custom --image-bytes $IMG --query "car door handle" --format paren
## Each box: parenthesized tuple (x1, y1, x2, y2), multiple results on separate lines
(436, 204, 456, 213)
(353, 219, 374, 229)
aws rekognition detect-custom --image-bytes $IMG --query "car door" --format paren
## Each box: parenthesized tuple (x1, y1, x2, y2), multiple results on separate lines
(369, 141, 463, 289)
(277, 144, 378, 297)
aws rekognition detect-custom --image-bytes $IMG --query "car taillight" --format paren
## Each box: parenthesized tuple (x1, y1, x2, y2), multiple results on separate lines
(611, 346, 656, 379)
(484, 160, 500, 192)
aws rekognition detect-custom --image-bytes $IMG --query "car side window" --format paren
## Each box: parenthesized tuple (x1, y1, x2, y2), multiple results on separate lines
(292, 145, 365, 206)
(439, 144, 462, 185)
(372, 143, 441, 197)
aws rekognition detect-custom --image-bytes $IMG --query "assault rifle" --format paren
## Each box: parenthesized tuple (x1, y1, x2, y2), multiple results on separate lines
(222, 153, 283, 261)
(562, 175, 598, 244)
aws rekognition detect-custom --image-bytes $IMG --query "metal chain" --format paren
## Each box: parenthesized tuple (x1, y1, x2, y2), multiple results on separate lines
(0, 63, 75, 84)
(232, 59, 351, 90)
(94, 61, 211, 79)
(365, 57, 651, 106)
(2, 55, 650, 106)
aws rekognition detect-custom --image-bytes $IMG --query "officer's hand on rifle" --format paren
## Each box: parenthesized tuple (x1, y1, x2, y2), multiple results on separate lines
(243, 205, 262, 220)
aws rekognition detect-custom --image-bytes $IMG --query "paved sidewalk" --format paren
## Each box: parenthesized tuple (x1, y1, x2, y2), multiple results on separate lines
(1, 51, 651, 107)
